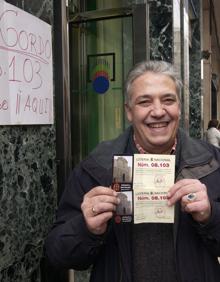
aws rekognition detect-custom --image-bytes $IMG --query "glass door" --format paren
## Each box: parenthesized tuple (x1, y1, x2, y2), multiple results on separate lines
(69, 13, 133, 165)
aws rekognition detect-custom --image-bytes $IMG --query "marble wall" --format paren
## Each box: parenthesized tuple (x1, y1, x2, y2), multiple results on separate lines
(0, 1, 57, 282)
(189, 1, 202, 138)
(149, 0, 173, 62)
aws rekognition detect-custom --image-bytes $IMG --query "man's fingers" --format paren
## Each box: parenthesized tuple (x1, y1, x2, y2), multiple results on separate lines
(86, 202, 117, 217)
(82, 192, 120, 216)
(93, 194, 120, 205)
(168, 179, 199, 197)
(183, 200, 208, 213)
(85, 211, 114, 235)
(168, 180, 211, 223)
(85, 186, 117, 198)
(167, 179, 207, 206)
(81, 186, 120, 234)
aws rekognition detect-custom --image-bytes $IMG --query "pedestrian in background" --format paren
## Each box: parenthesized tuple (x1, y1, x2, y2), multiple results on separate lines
(205, 119, 220, 148)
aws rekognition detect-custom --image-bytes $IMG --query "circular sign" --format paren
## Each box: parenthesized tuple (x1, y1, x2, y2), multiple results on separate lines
(92, 76, 109, 94)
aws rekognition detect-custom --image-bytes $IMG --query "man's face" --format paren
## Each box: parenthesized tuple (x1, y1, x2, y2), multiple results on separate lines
(125, 71, 180, 154)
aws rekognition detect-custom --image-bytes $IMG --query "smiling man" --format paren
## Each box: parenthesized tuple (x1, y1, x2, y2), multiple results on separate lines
(125, 67, 181, 154)
(45, 61, 220, 282)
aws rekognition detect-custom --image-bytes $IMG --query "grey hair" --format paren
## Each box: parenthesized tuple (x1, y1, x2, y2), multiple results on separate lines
(125, 60, 182, 104)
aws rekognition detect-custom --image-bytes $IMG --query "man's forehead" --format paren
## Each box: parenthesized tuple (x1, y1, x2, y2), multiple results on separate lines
(134, 71, 173, 80)
(136, 93, 178, 98)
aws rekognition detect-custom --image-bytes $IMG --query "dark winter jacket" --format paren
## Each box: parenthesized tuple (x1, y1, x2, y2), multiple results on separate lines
(45, 127, 220, 282)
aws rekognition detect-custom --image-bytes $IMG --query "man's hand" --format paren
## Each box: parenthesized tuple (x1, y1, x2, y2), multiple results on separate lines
(81, 186, 120, 235)
(167, 179, 211, 223)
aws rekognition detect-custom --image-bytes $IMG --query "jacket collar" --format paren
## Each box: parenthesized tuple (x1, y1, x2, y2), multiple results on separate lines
(176, 128, 213, 166)
(175, 128, 220, 180)
(89, 126, 132, 170)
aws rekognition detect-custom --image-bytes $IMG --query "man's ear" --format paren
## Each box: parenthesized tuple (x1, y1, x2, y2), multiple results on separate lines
(125, 103, 132, 123)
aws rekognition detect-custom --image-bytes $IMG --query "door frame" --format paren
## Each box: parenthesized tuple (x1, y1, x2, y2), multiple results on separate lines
(69, 4, 150, 63)
(69, 4, 150, 166)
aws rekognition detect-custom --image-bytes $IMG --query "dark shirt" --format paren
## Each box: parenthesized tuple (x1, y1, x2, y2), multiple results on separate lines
(132, 223, 177, 282)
